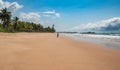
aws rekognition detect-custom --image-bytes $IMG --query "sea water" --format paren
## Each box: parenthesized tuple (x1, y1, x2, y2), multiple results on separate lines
(62, 33, 120, 50)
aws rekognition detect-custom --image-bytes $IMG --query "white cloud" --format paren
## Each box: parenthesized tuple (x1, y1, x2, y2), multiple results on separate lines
(43, 10, 56, 14)
(19, 12, 41, 24)
(0, 0, 23, 13)
(0, 0, 3, 5)
(43, 10, 61, 18)
(71, 17, 120, 32)
(55, 13, 61, 18)
(43, 14, 51, 17)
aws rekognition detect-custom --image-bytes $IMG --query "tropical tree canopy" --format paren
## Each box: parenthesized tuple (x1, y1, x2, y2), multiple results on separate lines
(0, 8, 56, 32)
(0, 8, 11, 28)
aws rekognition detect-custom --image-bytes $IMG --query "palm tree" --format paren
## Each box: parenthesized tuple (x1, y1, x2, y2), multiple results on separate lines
(0, 8, 11, 28)
(52, 24, 55, 32)
(13, 17, 19, 30)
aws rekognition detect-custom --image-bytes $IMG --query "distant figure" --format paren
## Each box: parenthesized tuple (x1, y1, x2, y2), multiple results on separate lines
(57, 33, 59, 38)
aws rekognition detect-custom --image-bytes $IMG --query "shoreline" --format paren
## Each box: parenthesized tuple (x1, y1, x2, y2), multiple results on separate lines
(62, 33, 120, 50)
(0, 33, 120, 70)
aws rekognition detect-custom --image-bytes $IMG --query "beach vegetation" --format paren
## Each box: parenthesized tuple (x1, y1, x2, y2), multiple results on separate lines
(0, 8, 55, 33)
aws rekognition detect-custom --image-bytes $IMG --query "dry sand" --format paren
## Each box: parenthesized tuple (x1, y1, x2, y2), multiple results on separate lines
(0, 33, 120, 70)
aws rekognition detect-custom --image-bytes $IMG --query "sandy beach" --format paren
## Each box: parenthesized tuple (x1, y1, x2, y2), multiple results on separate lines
(0, 33, 120, 70)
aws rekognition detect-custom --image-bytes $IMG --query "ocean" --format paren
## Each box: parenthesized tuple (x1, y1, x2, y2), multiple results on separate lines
(62, 33, 120, 50)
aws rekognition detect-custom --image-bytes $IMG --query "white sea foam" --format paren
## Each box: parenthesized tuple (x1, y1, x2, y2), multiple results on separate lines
(62, 33, 120, 50)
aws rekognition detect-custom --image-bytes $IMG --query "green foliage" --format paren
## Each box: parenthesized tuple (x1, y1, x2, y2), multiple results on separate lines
(4, 26, 15, 32)
(0, 8, 56, 33)
(0, 8, 11, 28)
(0, 27, 4, 32)
(0, 23, 4, 32)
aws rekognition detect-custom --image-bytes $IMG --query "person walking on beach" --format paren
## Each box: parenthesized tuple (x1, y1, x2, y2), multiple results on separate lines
(57, 33, 59, 38)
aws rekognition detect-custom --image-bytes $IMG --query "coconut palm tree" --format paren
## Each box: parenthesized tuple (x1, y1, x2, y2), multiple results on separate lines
(0, 8, 11, 28)
(13, 17, 19, 29)
(52, 24, 55, 32)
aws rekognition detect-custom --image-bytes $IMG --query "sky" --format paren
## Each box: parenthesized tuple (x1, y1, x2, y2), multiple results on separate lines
(1, 0, 120, 32)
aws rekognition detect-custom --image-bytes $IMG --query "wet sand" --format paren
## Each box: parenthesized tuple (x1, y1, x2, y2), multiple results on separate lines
(0, 33, 120, 70)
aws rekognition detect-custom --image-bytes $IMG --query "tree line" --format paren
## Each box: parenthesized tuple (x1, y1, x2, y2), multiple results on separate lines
(0, 8, 55, 32)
